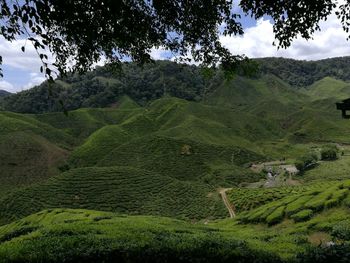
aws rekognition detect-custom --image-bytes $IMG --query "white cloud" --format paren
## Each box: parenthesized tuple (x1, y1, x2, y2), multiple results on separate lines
(150, 47, 173, 60)
(0, 37, 49, 71)
(2, 5, 350, 93)
(21, 72, 46, 91)
(220, 13, 350, 60)
(0, 80, 15, 93)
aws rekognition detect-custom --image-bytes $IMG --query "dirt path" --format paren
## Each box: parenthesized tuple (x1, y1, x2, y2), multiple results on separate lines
(219, 188, 235, 218)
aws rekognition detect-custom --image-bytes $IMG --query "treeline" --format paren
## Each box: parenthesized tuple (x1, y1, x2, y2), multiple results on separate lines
(3, 59, 240, 114)
(257, 56, 350, 87)
(0, 61, 217, 113)
(3, 57, 350, 113)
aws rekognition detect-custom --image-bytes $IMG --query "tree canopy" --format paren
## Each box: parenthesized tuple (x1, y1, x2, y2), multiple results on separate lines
(0, 0, 349, 78)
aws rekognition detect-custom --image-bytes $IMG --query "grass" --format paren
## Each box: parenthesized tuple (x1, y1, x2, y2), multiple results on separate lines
(302, 155, 350, 182)
(303, 77, 350, 101)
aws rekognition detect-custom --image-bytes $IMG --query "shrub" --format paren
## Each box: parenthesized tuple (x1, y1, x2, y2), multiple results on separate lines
(266, 206, 285, 225)
(343, 195, 350, 207)
(320, 145, 339, 161)
(325, 199, 339, 209)
(291, 209, 313, 222)
(332, 221, 350, 240)
(298, 243, 350, 263)
(304, 187, 335, 212)
(285, 195, 313, 216)
(295, 152, 318, 172)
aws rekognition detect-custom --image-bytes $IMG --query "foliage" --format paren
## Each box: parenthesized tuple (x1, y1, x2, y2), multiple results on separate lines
(1, 0, 347, 78)
(298, 243, 350, 263)
(257, 57, 350, 87)
(290, 209, 313, 222)
(295, 152, 318, 172)
(0, 166, 228, 224)
(0, 209, 288, 263)
(332, 220, 350, 240)
(239, 182, 350, 225)
(320, 144, 339, 161)
(0, 62, 209, 113)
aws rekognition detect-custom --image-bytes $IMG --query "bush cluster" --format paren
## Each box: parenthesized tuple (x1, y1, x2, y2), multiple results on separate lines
(295, 152, 318, 172)
(320, 145, 339, 161)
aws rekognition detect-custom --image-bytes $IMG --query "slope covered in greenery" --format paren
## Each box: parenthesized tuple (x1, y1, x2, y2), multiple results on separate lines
(1, 207, 350, 262)
(2, 59, 350, 262)
(3, 57, 350, 114)
(258, 56, 350, 87)
(303, 77, 350, 101)
(1, 61, 350, 222)
(0, 167, 227, 225)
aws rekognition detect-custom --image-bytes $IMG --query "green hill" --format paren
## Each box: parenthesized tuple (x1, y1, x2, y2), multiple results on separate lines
(2, 59, 350, 261)
(0, 166, 227, 225)
(0, 209, 284, 263)
(303, 77, 350, 101)
(0, 112, 75, 196)
(0, 90, 10, 97)
(0, 207, 350, 262)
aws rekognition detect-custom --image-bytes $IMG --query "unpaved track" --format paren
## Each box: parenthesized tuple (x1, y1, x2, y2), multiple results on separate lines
(219, 188, 235, 218)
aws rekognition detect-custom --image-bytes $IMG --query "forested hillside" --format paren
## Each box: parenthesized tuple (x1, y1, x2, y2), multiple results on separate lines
(1, 59, 350, 261)
(258, 57, 350, 87)
(2, 57, 350, 114)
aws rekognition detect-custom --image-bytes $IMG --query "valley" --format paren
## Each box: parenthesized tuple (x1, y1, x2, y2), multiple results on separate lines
(1, 58, 350, 261)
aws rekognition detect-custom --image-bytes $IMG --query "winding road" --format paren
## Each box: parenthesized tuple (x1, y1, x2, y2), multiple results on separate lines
(219, 188, 236, 218)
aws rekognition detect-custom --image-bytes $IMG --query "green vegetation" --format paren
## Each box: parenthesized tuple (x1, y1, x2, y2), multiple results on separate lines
(295, 152, 318, 172)
(320, 144, 339, 161)
(2, 60, 350, 261)
(290, 209, 313, 222)
(0, 167, 227, 225)
(1, 208, 350, 262)
(238, 181, 350, 225)
(258, 57, 350, 87)
(0, 209, 282, 263)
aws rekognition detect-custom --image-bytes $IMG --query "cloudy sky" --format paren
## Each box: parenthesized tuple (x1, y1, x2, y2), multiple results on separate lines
(1, 7, 350, 93)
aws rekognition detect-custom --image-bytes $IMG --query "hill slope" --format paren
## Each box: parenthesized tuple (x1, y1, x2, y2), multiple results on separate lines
(2, 60, 350, 226)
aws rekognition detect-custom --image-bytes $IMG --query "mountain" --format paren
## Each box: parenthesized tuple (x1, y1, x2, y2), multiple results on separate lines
(257, 56, 350, 87)
(1, 59, 350, 261)
(0, 90, 10, 97)
(3, 57, 350, 114)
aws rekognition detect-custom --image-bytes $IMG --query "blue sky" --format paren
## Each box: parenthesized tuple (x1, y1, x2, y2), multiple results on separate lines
(1, 7, 350, 93)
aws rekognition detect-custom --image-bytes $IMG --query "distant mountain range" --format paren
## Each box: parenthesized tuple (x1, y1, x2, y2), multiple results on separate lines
(2, 56, 350, 114)
(0, 90, 11, 97)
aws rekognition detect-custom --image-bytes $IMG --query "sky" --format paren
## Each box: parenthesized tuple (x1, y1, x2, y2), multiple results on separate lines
(1, 6, 350, 93)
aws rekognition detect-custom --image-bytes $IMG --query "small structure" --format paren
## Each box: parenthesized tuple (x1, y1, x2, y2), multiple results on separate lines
(336, 98, 350, 119)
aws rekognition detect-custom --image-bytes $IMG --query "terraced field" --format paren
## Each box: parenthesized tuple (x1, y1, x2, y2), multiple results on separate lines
(2, 60, 350, 262)
(0, 166, 227, 225)
(236, 181, 350, 225)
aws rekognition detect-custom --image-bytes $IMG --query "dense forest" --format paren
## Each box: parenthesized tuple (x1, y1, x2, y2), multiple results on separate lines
(0, 61, 213, 113)
(257, 57, 350, 87)
(2, 57, 350, 113)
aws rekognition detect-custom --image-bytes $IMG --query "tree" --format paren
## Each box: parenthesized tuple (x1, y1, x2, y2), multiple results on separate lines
(320, 145, 339, 161)
(295, 152, 318, 173)
(0, 0, 348, 79)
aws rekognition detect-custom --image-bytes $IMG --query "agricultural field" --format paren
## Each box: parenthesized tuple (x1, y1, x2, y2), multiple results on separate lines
(2, 59, 350, 261)
(236, 181, 350, 225)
